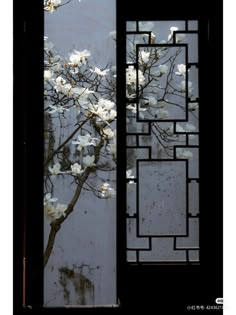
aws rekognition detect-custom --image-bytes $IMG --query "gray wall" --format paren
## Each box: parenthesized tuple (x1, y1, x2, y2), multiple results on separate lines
(44, 0, 116, 306)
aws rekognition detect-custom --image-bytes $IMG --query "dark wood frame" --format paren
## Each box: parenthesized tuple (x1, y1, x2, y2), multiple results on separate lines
(14, 0, 223, 313)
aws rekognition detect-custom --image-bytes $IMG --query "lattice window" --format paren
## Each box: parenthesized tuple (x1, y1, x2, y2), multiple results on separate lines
(126, 21, 199, 264)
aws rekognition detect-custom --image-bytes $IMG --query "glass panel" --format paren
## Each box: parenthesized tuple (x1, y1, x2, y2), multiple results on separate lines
(44, 0, 117, 306)
(126, 20, 199, 264)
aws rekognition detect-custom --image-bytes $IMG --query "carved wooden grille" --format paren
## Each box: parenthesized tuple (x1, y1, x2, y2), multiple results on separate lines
(126, 21, 199, 264)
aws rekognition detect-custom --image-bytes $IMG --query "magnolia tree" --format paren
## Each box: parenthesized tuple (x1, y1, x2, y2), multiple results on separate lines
(44, 0, 117, 267)
(126, 21, 198, 168)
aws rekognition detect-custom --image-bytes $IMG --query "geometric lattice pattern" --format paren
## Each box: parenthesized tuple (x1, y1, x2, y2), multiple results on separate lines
(126, 21, 199, 264)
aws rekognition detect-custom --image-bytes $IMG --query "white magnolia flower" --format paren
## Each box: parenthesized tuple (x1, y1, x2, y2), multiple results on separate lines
(54, 204, 67, 217)
(89, 106, 106, 118)
(89, 98, 116, 123)
(44, 204, 55, 220)
(126, 66, 136, 85)
(48, 105, 69, 114)
(150, 32, 156, 43)
(168, 26, 185, 42)
(69, 53, 82, 67)
(144, 96, 157, 107)
(72, 134, 98, 151)
(98, 98, 115, 110)
(44, 193, 58, 206)
(105, 109, 117, 121)
(55, 82, 73, 96)
(48, 162, 62, 175)
(139, 51, 150, 64)
(44, 39, 54, 52)
(126, 169, 135, 184)
(83, 155, 96, 168)
(64, 84, 74, 96)
(68, 55, 79, 73)
(71, 163, 84, 176)
(92, 107, 117, 123)
(100, 183, 116, 198)
(137, 68, 146, 86)
(143, 32, 156, 43)
(188, 102, 199, 111)
(176, 149, 193, 159)
(44, 70, 53, 81)
(175, 64, 186, 76)
(75, 49, 90, 64)
(126, 65, 145, 86)
(103, 127, 115, 139)
(90, 67, 110, 76)
(158, 64, 168, 74)
(168, 26, 178, 41)
(73, 87, 94, 109)
(54, 76, 66, 92)
(155, 108, 169, 119)
(126, 104, 147, 114)
(44, 202, 67, 221)
(54, 203, 67, 217)
(68, 49, 90, 70)
(54, 76, 73, 95)
(126, 169, 133, 178)
(127, 107, 147, 119)
(109, 30, 116, 40)
(73, 89, 93, 110)
(178, 80, 194, 94)
(44, 0, 62, 13)
(73, 87, 94, 97)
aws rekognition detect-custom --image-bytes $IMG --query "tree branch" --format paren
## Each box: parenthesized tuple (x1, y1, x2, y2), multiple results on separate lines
(44, 138, 104, 268)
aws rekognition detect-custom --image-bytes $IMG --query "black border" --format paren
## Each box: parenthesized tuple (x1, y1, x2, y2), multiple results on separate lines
(14, 0, 44, 313)
(14, 0, 223, 313)
(117, 0, 223, 312)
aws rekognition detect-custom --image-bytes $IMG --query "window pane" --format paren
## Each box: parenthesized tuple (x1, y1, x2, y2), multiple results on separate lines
(126, 20, 199, 264)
